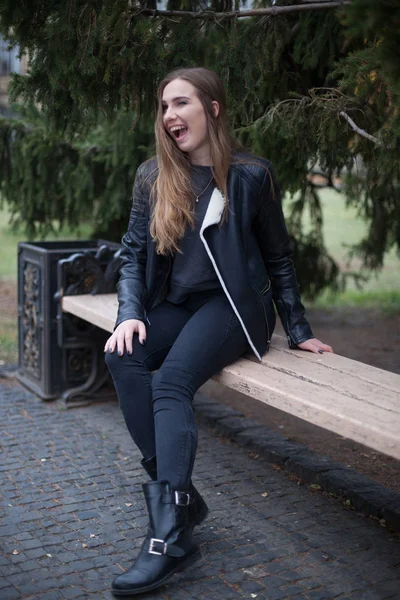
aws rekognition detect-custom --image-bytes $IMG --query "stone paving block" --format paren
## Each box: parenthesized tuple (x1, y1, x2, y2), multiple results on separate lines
(307, 590, 340, 600)
(0, 578, 13, 590)
(38, 592, 65, 600)
(61, 586, 86, 599)
(17, 538, 44, 552)
(241, 578, 266, 593)
(258, 587, 288, 600)
(0, 587, 21, 600)
(382, 501, 400, 530)
(281, 584, 307, 596)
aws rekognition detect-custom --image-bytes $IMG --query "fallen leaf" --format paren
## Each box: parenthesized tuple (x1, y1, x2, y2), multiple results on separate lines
(125, 503, 132, 507)
(309, 484, 322, 491)
(261, 492, 269, 497)
(82, 543, 88, 548)
(12, 550, 19, 555)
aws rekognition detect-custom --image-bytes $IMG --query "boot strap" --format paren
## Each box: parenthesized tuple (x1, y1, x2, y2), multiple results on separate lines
(148, 537, 185, 557)
(162, 490, 193, 506)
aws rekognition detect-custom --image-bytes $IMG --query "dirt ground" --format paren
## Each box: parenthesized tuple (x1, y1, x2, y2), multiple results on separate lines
(1, 280, 400, 494)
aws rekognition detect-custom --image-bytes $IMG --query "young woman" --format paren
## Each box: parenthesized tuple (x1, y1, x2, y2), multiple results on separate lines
(105, 66, 332, 596)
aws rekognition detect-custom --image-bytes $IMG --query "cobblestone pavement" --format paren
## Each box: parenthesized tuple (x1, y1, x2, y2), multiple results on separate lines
(1, 380, 400, 600)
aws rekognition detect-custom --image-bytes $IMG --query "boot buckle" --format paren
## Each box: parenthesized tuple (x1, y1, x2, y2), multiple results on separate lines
(149, 538, 167, 555)
(174, 491, 191, 506)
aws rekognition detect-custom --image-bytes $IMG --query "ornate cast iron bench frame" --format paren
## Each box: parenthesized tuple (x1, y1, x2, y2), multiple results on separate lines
(54, 242, 122, 405)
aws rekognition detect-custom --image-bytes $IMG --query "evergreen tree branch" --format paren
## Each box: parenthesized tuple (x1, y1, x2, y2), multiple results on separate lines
(136, 2, 350, 21)
(339, 111, 382, 146)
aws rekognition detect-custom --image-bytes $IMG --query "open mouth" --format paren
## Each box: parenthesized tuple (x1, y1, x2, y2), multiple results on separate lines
(169, 125, 188, 141)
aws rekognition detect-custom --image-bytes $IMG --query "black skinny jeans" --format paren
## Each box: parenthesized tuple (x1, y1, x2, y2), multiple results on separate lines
(105, 290, 274, 490)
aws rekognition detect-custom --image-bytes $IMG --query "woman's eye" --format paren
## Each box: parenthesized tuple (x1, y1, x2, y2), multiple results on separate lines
(178, 101, 187, 106)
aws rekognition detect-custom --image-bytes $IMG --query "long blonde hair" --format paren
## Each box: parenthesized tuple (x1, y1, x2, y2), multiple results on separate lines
(151, 67, 235, 255)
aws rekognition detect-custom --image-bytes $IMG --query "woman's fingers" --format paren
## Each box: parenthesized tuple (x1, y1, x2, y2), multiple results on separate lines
(104, 319, 146, 356)
(116, 328, 128, 356)
(124, 326, 134, 355)
(137, 321, 147, 345)
(297, 340, 318, 353)
(297, 337, 334, 354)
(318, 342, 334, 353)
(104, 334, 115, 353)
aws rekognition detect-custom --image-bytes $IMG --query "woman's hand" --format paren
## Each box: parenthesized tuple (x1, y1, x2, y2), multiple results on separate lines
(296, 338, 333, 355)
(104, 319, 147, 356)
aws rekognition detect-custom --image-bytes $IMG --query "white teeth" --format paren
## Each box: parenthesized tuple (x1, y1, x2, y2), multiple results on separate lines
(170, 125, 186, 132)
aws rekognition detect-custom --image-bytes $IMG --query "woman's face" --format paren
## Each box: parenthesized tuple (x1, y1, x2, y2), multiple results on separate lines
(162, 78, 218, 165)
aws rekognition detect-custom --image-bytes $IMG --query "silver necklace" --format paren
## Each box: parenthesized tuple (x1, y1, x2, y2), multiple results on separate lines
(192, 176, 214, 202)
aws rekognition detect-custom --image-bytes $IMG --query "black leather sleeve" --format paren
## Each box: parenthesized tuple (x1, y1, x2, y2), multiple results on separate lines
(254, 164, 314, 347)
(115, 165, 149, 328)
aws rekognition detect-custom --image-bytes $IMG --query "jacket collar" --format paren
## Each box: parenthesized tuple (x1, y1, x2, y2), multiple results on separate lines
(200, 188, 226, 234)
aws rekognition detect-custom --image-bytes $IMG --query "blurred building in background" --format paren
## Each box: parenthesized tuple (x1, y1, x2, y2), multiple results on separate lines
(0, 35, 28, 117)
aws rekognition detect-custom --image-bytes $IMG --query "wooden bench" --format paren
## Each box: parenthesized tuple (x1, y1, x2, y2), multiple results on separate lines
(62, 293, 400, 461)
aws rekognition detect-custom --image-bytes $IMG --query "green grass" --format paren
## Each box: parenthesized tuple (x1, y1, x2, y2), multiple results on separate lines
(310, 289, 400, 312)
(0, 327, 17, 365)
(284, 188, 400, 308)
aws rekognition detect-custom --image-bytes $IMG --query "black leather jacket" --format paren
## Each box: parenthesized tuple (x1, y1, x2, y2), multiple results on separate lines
(116, 154, 313, 360)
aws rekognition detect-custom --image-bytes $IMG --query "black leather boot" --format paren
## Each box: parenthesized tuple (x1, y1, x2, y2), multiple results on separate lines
(141, 456, 209, 529)
(111, 481, 201, 596)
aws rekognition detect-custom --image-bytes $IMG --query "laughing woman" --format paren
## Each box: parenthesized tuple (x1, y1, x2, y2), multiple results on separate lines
(105, 67, 332, 596)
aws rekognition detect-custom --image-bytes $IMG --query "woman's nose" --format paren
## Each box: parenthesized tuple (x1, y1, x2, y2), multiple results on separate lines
(164, 105, 176, 122)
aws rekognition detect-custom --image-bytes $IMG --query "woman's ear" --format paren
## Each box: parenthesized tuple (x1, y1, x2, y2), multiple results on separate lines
(211, 101, 220, 118)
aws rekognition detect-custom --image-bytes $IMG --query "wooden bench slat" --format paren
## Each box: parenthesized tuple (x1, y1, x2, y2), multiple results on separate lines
(62, 294, 116, 333)
(215, 356, 399, 447)
(215, 362, 400, 460)
(61, 293, 400, 460)
(267, 336, 400, 394)
(253, 349, 399, 411)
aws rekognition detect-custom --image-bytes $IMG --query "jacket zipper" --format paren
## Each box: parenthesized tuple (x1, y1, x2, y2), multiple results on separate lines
(276, 298, 296, 346)
(260, 279, 271, 295)
(252, 284, 270, 343)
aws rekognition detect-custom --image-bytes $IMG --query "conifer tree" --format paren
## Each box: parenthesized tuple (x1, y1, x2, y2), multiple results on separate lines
(0, 0, 399, 298)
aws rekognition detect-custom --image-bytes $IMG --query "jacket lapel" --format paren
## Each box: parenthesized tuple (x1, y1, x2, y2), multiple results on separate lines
(200, 188, 226, 234)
